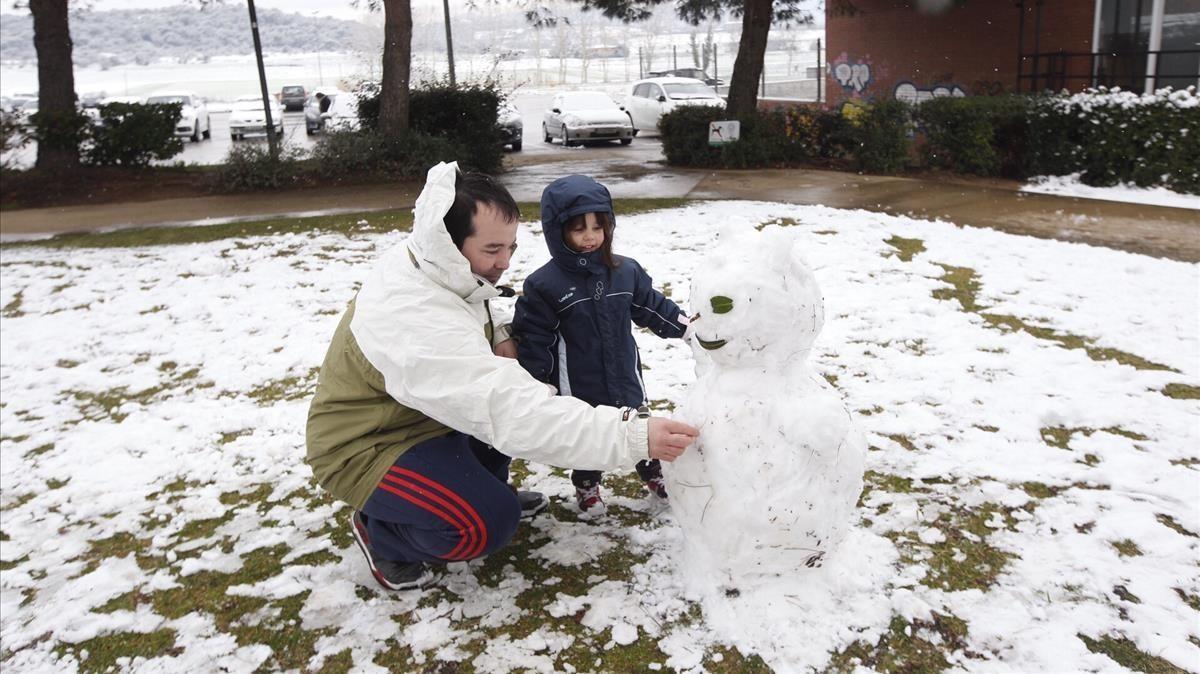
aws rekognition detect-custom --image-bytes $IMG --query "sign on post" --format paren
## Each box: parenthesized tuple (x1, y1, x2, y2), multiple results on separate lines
(708, 120, 740, 146)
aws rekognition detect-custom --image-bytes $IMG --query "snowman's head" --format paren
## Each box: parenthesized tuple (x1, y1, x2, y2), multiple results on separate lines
(689, 225, 824, 368)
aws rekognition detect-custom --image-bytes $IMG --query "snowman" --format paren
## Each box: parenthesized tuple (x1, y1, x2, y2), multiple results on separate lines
(666, 225, 866, 586)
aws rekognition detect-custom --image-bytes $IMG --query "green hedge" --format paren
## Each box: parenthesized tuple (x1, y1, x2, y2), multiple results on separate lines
(84, 102, 184, 167)
(659, 87, 1200, 194)
(354, 80, 504, 173)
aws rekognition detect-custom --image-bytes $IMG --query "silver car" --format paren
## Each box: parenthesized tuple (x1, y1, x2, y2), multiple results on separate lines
(542, 91, 633, 147)
(229, 95, 284, 141)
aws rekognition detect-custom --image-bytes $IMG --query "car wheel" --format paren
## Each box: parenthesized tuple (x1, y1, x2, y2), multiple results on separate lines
(306, 126, 315, 136)
(627, 113, 639, 137)
(560, 126, 575, 148)
(202, 117, 211, 139)
(191, 124, 200, 143)
(620, 137, 632, 145)
(511, 140, 522, 152)
(542, 124, 552, 143)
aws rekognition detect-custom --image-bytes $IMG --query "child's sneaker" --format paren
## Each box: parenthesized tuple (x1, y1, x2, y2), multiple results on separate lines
(517, 490, 549, 519)
(575, 484, 606, 517)
(644, 476, 669, 501)
(351, 511, 437, 591)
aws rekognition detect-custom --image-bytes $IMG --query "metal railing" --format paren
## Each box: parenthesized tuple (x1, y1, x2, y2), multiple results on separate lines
(1018, 49, 1200, 93)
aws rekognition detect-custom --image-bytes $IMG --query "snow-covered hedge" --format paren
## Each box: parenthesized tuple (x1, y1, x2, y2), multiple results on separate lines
(1027, 86, 1199, 194)
(662, 87, 1200, 194)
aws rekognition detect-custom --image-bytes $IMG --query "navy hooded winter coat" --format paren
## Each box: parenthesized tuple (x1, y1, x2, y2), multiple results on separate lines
(513, 175, 686, 408)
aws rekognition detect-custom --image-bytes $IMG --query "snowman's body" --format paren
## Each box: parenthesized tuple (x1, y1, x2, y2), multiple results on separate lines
(667, 226, 865, 583)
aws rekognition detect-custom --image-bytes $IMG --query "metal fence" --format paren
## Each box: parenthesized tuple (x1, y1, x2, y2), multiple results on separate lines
(1018, 49, 1200, 93)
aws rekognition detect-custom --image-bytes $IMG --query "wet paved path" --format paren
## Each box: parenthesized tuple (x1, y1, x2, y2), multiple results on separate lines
(2, 154, 1197, 262)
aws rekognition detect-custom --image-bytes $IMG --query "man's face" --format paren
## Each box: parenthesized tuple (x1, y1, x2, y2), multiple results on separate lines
(460, 202, 518, 285)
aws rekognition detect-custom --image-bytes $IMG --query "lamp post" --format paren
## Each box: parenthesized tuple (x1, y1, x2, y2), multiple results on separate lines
(443, 0, 456, 86)
(247, 0, 278, 158)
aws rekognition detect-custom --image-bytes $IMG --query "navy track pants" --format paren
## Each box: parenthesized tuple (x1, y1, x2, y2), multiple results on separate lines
(360, 432, 521, 564)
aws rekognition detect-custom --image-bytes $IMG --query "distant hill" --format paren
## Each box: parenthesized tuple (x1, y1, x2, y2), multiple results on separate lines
(0, 5, 373, 67)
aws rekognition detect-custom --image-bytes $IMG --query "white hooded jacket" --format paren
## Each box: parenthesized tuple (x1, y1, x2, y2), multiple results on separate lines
(347, 162, 650, 475)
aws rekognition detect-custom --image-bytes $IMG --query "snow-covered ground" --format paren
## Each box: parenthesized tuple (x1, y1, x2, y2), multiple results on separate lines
(1022, 173, 1200, 210)
(1, 202, 1197, 673)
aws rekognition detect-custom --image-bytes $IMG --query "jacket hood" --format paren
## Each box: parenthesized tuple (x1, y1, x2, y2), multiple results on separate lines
(407, 161, 501, 303)
(540, 175, 614, 274)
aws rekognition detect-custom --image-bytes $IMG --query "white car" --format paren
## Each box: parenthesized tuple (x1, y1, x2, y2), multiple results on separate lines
(321, 92, 361, 133)
(145, 91, 211, 142)
(542, 91, 633, 147)
(625, 77, 725, 135)
(229, 95, 284, 140)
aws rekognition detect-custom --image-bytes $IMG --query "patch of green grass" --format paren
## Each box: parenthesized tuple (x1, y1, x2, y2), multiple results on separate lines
(930, 264, 1173, 371)
(885, 434, 918, 451)
(68, 366, 205, 423)
(23, 442, 55, 458)
(1039, 426, 1148, 451)
(1113, 584, 1141, 604)
(243, 368, 319, 405)
(55, 628, 179, 674)
(883, 235, 926, 262)
(0, 554, 29, 571)
(646, 398, 677, 413)
(982, 314, 1175, 371)
(921, 504, 1015, 591)
(313, 649, 354, 674)
(703, 646, 773, 672)
(76, 531, 166, 575)
(1174, 587, 1200, 612)
(2, 290, 25, 318)
(826, 613, 976, 673)
(1111, 539, 1143, 557)
(1078, 634, 1188, 673)
(755, 216, 801, 230)
(1161, 383, 1200, 399)
(175, 511, 235, 542)
(1156, 513, 1197, 538)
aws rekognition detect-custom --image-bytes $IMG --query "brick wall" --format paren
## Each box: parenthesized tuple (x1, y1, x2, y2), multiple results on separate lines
(824, 0, 1096, 106)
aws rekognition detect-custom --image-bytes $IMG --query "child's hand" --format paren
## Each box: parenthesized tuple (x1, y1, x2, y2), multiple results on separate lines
(493, 339, 517, 359)
(647, 417, 699, 462)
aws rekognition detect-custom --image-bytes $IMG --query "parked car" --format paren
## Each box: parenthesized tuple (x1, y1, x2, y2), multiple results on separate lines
(498, 102, 523, 151)
(304, 91, 338, 135)
(542, 91, 632, 147)
(280, 85, 306, 112)
(321, 92, 360, 133)
(625, 77, 725, 135)
(228, 95, 284, 140)
(647, 67, 724, 87)
(145, 91, 211, 142)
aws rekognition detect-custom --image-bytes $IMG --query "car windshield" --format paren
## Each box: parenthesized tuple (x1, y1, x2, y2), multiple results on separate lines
(146, 95, 191, 106)
(664, 83, 716, 97)
(562, 93, 617, 110)
(283, 87, 303, 94)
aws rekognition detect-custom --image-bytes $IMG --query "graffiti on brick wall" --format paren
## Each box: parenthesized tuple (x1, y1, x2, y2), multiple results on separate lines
(893, 81, 967, 104)
(831, 55, 873, 93)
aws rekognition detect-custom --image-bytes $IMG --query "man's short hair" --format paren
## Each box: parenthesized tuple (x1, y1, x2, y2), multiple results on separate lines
(444, 172, 521, 249)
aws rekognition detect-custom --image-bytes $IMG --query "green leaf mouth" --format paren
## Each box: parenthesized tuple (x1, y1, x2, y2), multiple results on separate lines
(697, 337, 727, 351)
(710, 295, 734, 314)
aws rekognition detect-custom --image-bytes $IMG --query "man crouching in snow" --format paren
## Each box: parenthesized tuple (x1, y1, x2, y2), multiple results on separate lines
(305, 162, 699, 590)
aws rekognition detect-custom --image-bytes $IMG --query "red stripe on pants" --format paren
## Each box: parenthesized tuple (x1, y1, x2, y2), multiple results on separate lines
(389, 466, 490, 559)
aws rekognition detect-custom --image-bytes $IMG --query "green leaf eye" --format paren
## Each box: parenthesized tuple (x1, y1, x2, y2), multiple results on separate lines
(710, 296, 734, 314)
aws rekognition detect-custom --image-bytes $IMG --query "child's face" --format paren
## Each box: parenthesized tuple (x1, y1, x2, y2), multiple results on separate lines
(565, 212, 605, 253)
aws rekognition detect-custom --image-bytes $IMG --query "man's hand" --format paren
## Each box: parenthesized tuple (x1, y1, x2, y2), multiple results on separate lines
(647, 417, 699, 462)
(493, 338, 517, 359)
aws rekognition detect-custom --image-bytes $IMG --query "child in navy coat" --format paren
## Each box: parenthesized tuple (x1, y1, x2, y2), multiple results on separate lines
(513, 175, 690, 515)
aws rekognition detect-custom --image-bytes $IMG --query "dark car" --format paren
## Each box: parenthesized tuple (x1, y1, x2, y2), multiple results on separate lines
(647, 67, 724, 87)
(498, 102, 523, 151)
(280, 85, 306, 111)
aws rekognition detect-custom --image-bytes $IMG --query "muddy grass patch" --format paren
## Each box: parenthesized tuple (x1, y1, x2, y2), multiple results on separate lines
(825, 612, 977, 673)
(883, 235, 926, 262)
(931, 263, 1174, 371)
(1079, 634, 1189, 674)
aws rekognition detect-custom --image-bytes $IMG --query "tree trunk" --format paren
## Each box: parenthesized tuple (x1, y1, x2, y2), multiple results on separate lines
(378, 0, 412, 136)
(30, 0, 79, 172)
(725, 0, 773, 118)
